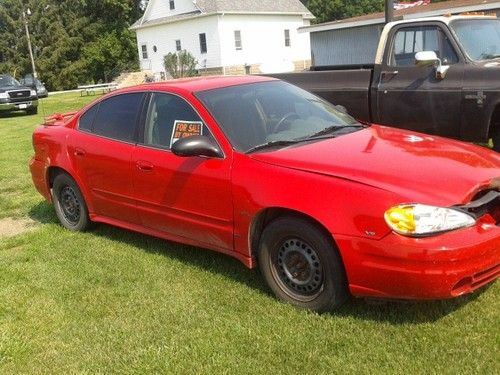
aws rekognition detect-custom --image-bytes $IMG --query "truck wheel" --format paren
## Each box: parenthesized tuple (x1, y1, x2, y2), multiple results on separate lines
(27, 107, 38, 115)
(258, 216, 348, 313)
(52, 173, 92, 231)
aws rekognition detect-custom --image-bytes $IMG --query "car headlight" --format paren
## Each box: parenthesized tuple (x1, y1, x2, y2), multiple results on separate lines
(384, 204, 476, 236)
(0, 92, 8, 99)
(30, 89, 37, 96)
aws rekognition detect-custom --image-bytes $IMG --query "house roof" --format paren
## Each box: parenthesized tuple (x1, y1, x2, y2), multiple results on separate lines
(194, 0, 311, 14)
(300, 0, 500, 33)
(131, 0, 314, 30)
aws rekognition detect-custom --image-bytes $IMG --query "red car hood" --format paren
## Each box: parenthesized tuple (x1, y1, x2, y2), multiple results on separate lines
(250, 125, 500, 205)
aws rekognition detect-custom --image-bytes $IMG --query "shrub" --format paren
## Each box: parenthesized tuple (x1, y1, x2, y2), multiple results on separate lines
(163, 50, 198, 79)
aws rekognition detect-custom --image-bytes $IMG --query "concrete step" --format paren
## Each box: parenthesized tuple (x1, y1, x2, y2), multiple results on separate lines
(114, 71, 152, 89)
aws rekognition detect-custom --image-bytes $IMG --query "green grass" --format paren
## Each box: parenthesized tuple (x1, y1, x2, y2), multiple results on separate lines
(0, 93, 499, 374)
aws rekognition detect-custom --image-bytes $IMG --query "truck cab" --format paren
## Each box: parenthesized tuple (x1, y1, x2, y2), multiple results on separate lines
(373, 16, 500, 147)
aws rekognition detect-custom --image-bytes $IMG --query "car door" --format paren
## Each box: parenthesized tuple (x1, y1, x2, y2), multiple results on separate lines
(375, 22, 465, 138)
(69, 92, 145, 224)
(131, 92, 234, 251)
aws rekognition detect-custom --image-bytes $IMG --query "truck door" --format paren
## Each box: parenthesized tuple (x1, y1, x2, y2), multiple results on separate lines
(374, 22, 464, 138)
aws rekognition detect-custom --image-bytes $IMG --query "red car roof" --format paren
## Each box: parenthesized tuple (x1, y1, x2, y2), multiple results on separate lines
(123, 75, 276, 94)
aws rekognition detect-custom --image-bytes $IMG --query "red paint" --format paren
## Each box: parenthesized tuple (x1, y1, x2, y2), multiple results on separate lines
(30, 76, 500, 301)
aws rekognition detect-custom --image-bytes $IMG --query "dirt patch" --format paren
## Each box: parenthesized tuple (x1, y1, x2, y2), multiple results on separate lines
(0, 217, 38, 237)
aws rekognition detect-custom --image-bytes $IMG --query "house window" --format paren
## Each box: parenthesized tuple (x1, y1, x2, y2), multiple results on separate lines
(199, 33, 207, 54)
(284, 29, 291, 47)
(234, 30, 242, 50)
(169, 0, 175, 10)
(175, 40, 181, 51)
(141, 44, 148, 59)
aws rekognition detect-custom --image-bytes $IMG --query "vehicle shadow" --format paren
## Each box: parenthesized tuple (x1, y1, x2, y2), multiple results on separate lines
(28, 201, 491, 325)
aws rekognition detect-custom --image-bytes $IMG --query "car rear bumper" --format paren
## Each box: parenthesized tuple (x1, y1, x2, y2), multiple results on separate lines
(0, 99, 38, 112)
(335, 216, 499, 300)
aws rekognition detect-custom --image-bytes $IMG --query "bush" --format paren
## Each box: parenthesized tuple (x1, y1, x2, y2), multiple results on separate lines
(163, 50, 198, 79)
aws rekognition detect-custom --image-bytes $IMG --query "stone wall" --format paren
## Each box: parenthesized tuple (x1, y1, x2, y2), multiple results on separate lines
(199, 60, 312, 76)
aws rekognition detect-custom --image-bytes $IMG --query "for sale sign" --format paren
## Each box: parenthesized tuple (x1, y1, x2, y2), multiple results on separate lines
(170, 120, 203, 147)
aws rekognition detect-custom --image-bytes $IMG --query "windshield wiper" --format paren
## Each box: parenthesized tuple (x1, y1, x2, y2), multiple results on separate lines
(302, 124, 366, 140)
(479, 53, 500, 60)
(246, 140, 302, 153)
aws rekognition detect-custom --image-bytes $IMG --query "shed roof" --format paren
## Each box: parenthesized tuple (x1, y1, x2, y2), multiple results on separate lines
(301, 0, 500, 33)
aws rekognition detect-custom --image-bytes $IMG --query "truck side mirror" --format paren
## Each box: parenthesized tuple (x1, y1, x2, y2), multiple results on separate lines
(415, 51, 450, 80)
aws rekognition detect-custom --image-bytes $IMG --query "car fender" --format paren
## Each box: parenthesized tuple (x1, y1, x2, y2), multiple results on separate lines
(231, 153, 401, 262)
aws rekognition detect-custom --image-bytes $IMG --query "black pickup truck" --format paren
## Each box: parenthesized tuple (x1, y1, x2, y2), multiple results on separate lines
(0, 74, 39, 115)
(271, 16, 500, 152)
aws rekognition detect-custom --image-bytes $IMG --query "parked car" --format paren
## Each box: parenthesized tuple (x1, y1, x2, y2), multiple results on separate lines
(270, 16, 500, 152)
(0, 74, 38, 115)
(30, 76, 499, 312)
(20, 75, 48, 98)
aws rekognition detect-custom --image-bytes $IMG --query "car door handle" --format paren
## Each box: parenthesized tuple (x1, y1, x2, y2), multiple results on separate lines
(74, 148, 86, 157)
(381, 70, 399, 76)
(136, 161, 154, 172)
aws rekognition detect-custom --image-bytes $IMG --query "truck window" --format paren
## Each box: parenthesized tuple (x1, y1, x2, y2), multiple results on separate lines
(391, 26, 458, 66)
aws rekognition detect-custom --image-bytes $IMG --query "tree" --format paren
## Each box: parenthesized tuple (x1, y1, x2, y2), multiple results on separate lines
(0, 0, 143, 90)
(163, 50, 198, 79)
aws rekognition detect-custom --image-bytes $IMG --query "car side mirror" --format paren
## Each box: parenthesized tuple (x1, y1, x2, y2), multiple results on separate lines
(171, 135, 223, 158)
(415, 51, 450, 80)
(335, 105, 348, 114)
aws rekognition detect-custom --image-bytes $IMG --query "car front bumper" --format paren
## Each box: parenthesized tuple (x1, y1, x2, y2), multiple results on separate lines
(0, 99, 38, 112)
(335, 215, 499, 300)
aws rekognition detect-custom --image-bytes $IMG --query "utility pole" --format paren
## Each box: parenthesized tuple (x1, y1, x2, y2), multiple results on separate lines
(385, 0, 394, 24)
(22, 9, 37, 79)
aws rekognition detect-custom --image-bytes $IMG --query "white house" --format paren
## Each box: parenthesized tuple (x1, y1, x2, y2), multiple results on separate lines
(130, 0, 314, 78)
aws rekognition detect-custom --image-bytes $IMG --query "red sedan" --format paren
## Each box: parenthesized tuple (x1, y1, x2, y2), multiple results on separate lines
(30, 76, 500, 312)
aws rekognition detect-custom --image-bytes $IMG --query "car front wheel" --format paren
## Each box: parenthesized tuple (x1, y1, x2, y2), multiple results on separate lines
(52, 173, 91, 231)
(258, 216, 348, 313)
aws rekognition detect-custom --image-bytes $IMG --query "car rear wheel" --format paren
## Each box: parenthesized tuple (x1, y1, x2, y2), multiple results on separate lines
(258, 216, 348, 313)
(52, 173, 91, 231)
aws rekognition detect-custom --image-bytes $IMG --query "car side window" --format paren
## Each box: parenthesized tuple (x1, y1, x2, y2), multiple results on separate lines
(143, 93, 212, 150)
(78, 103, 99, 132)
(391, 26, 458, 66)
(92, 93, 144, 142)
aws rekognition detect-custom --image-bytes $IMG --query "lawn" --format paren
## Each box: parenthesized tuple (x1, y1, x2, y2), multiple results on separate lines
(0, 92, 498, 374)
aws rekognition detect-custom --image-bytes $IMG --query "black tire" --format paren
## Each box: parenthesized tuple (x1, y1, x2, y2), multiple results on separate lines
(258, 216, 348, 313)
(27, 107, 38, 115)
(52, 173, 91, 231)
(492, 128, 500, 153)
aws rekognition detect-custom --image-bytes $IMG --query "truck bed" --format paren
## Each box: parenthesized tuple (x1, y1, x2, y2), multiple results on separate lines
(268, 69, 373, 122)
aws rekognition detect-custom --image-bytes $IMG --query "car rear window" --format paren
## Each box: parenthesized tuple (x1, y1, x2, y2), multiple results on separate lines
(92, 93, 144, 142)
(78, 103, 99, 132)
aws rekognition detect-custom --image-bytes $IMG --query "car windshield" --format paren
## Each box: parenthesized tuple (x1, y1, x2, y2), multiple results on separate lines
(0, 75, 20, 87)
(195, 81, 362, 152)
(450, 19, 500, 61)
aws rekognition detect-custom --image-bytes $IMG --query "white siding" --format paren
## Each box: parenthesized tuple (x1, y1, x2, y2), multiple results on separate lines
(145, 0, 198, 22)
(218, 14, 311, 69)
(136, 15, 221, 74)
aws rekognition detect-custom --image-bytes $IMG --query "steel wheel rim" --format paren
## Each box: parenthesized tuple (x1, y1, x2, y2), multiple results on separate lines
(271, 237, 324, 302)
(60, 186, 81, 225)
